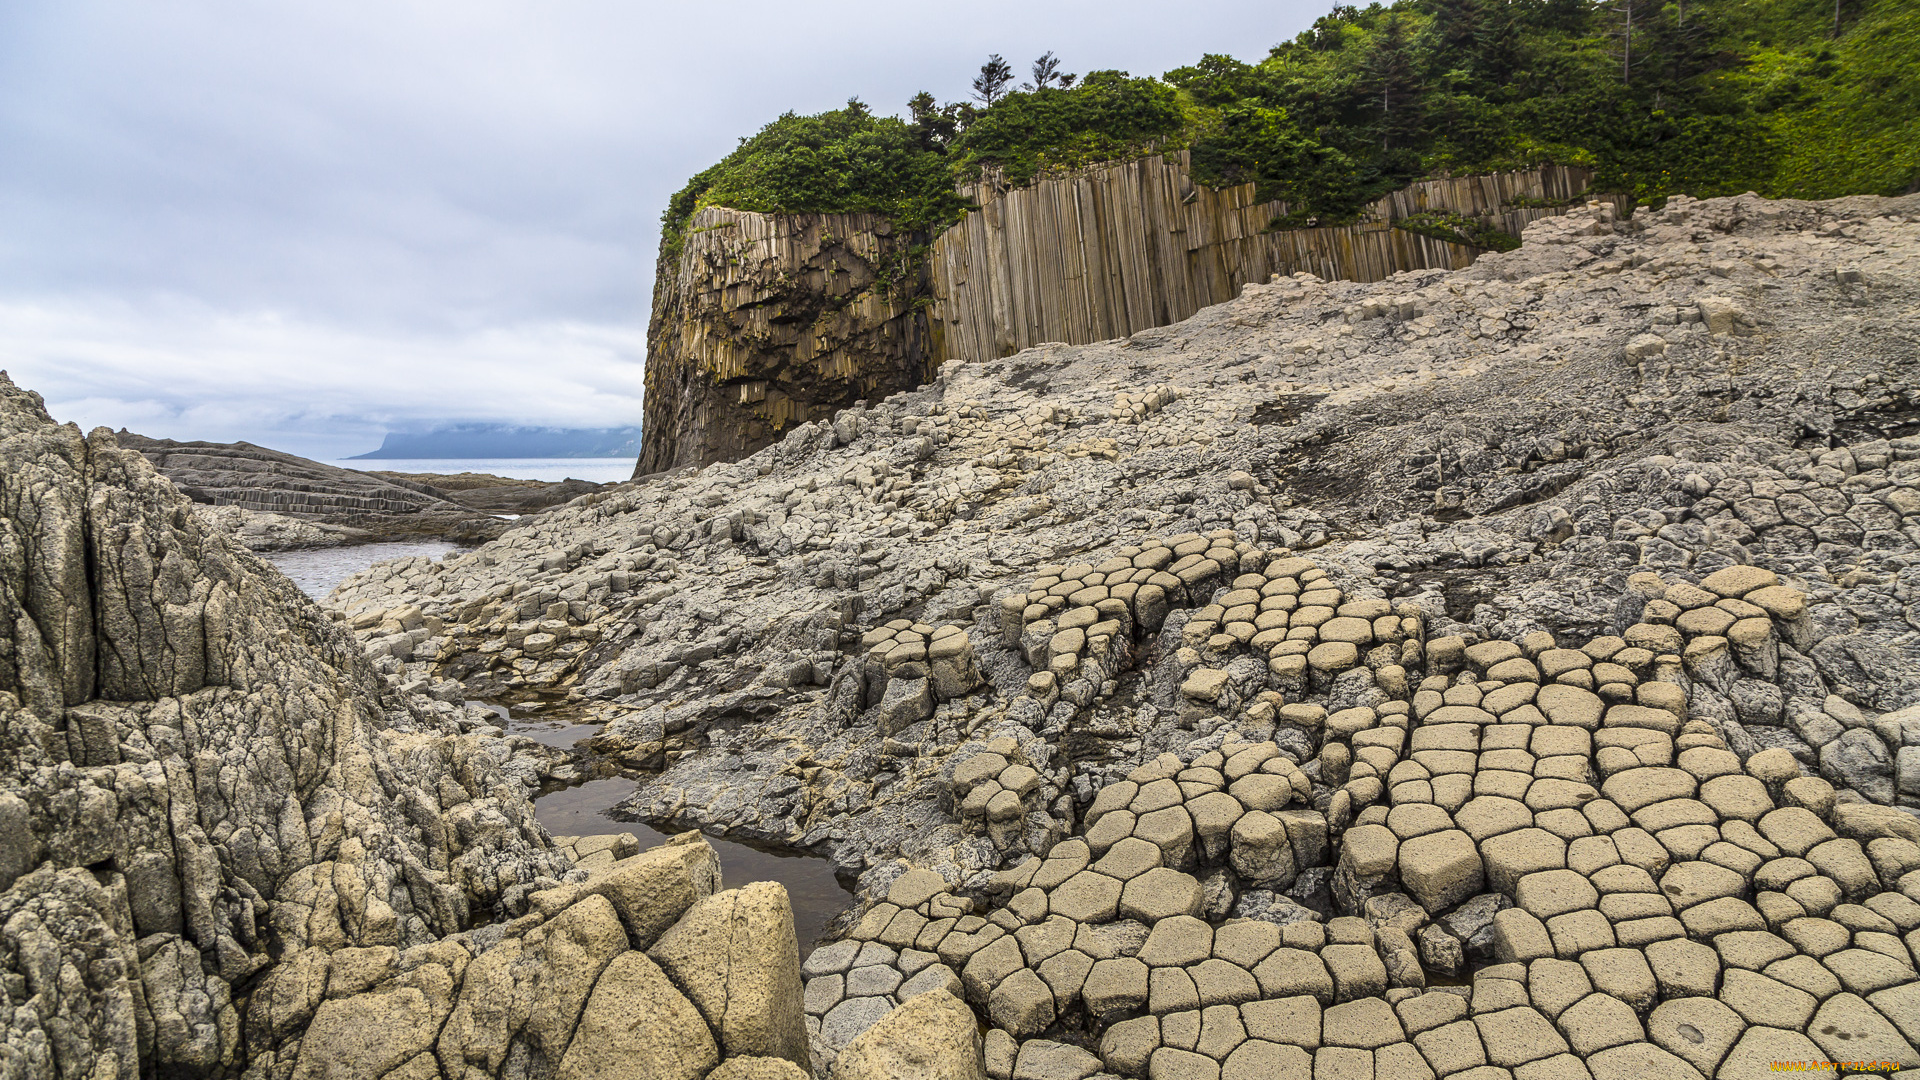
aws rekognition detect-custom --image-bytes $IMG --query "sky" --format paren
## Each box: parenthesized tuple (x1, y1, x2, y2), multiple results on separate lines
(0, 0, 1326, 459)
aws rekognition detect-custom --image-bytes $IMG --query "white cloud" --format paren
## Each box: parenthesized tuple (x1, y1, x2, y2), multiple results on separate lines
(4, 295, 644, 458)
(0, 0, 1322, 458)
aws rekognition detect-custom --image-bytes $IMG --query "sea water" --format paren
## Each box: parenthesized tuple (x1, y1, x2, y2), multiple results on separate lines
(325, 457, 636, 484)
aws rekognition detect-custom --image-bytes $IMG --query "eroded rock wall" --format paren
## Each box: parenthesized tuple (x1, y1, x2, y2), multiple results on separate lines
(640, 208, 934, 475)
(0, 377, 565, 1076)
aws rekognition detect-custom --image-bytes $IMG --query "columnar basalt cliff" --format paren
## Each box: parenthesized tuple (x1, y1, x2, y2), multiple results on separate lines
(925, 157, 1597, 365)
(641, 159, 1598, 473)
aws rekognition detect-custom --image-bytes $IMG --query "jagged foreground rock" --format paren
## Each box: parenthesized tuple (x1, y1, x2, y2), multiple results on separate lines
(330, 191, 1920, 1077)
(0, 378, 906, 1080)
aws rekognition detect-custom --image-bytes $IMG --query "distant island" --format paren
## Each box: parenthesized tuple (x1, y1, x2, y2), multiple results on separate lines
(349, 423, 642, 459)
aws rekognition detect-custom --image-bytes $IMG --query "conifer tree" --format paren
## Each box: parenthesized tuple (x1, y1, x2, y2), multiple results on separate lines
(972, 55, 1014, 105)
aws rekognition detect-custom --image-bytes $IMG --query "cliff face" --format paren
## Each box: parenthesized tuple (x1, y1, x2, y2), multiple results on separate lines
(639, 208, 933, 476)
(928, 157, 1596, 363)
(642, 160, 1596, 473)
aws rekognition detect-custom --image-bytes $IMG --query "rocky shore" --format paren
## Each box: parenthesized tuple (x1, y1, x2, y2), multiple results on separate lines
(327, 193, 1920, 1076)
(5, 188, 1919, 1079)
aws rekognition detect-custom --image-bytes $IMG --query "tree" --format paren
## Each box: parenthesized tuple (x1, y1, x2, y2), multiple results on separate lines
(1310, 4, 1362, 51)
(1421, 0, 1480, 63)
(973, 55, 1014, 105)
(1024, 51, 1075, 91)
(1642, 0, 1728, 91)
(1599, 0, 1657, 85)
(908, 91, 968, 148)
(1363, 14, 1423, 152)
(1164, 54, 1266, 106)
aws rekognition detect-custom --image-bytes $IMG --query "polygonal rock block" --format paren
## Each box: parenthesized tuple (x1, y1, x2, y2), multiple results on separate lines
(1490, 909, 1553, 963)
(1646, 996, 1744, 1076)
(1340, 824, 1399, 877)
(1048, 871, 1123, 923)
(1182, 667, 1231, 702)
(550, 952, 719, 1080)
(987, 967, 1055, 1037)
(1601, 767, 1696, 812)
(831, 989, 985, 1080)
(1320, 944, 1386, 1003)
(1699, 564, 1779, 598)
(645, 883, 809, 1067)
(1473, 1005, 1569, 1068)
(1229, 811, 1297, 889)
(1120, 868, 1204, 923)
(1083, 957, 1150, 1021)
(888, 869, 950, 909)
(1405, 826, 1489, 910)
(1135, 806, 1197, 866)
(1715, 1027, 1825, 1080)
(1482, 828, 1568, 893)
(1252, 949, 1333, 1005)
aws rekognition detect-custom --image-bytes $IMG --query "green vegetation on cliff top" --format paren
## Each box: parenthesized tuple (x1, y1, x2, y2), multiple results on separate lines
(662, 0, 1917, 254)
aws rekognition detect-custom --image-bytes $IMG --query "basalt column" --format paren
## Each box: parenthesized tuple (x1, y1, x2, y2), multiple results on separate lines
(639, 207, 934, 476)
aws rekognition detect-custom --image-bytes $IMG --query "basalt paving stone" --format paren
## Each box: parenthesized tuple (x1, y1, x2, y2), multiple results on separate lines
(792, 547, 1920, 1079)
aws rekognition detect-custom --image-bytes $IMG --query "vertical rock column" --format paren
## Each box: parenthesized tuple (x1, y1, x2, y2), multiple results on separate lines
(640, 207, 935, 475)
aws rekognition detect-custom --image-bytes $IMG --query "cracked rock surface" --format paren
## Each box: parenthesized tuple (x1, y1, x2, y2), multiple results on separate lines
(327, 192, 1920, 1077)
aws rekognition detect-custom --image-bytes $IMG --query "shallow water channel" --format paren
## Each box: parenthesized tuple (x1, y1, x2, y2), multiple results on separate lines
(266, 539, 855, 955)
(265, 540, 465, 600)
(534, 778, 856, 956)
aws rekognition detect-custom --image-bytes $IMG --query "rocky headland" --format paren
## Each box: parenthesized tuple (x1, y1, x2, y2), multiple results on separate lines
(6, 188, 1920, 1080)
(360, 471, 612, 517)
(119, 433, 609, 549)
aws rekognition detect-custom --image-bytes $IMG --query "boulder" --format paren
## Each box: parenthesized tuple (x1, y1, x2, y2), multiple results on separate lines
(830, 989, 985, 1080)
(555, 952, 718, 1080)
(647, 883, 810, 1068)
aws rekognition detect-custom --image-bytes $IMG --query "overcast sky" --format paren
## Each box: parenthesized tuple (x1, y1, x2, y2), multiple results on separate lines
(0, 1, 1323, 459)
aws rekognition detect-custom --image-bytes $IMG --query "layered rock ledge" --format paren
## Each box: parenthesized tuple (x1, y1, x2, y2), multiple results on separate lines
(119, 434, 606, 548)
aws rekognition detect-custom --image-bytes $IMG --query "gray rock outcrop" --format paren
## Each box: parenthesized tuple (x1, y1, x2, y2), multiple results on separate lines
(117, 432, 521, 545)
